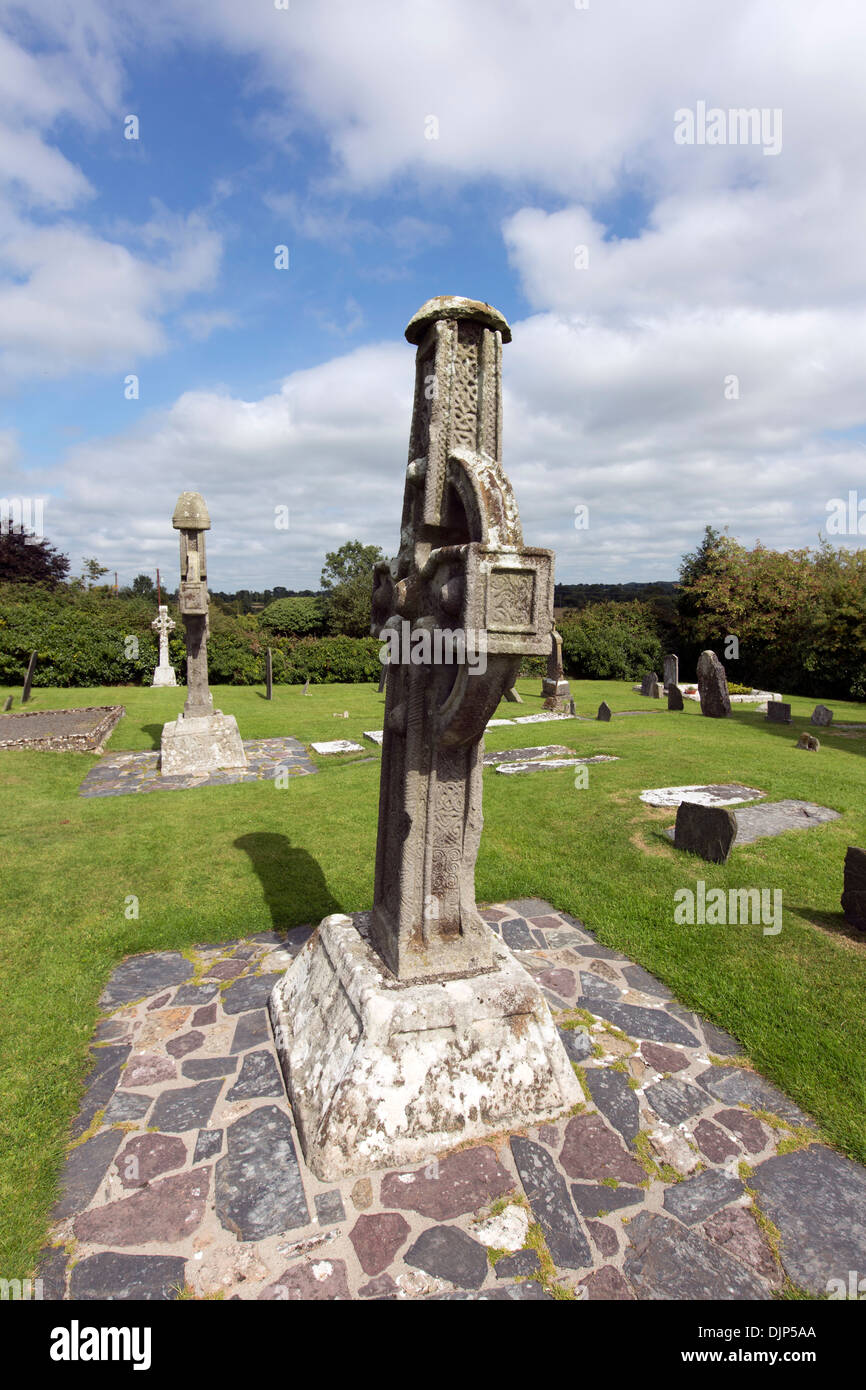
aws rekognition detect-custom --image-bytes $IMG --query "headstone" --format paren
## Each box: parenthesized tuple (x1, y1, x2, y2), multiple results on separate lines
(159, 493, 246, 775)
(22, 650, 37, 703)
(377, 664, 387, 693)
(541, 629, 570, 701)
(841, 847, 866, 932)
(696, 651, 731, 718)
(796, 732, 819, 751)
(265, 647, 273, 701)
(270, 296, 582, 1181)
(766, 701, 791, 724)
(2, 695, 12, 712)
(640, 671, 658, 697)
(150, 606, 177, 687)
(597, 701, 612, 722)
(303, 679, 311, 697)
(811, 705, 833, 727)
(674, 801, 737, 864)
(650, 681, 664, 699)
(568, 697, 576, 716)
(668, 684, 684, 711)
(663, 654, 679, 688)
(504, 687, 523, 703)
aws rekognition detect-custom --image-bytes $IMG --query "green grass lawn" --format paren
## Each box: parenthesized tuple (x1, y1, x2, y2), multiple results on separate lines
(2, 676, 865, 1276)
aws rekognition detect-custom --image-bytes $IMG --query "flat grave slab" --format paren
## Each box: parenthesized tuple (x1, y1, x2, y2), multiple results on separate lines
(495, 755, 620, 776)
(78, 736, 315, 798)
(0, 705, 124, 753)
(665, 799, 840, 847)
(641, 783, 764, 809)
(38, 899, 860, 1303)
(310, 740, 365, 755)
(482, 744, 571, 765)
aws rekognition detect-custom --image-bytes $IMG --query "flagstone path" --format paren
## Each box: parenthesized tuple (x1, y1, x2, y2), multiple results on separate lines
(78, 737, 316, 797)
(38, 901, 866, 1301)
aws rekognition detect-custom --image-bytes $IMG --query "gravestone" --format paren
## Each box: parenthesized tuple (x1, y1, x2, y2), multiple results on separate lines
(674, 801, 738, 864)
(22, 650, 37, 703)
(640, 671, 658, 697)
(597, 702, 612, 722)
(668, 684, 684, 711)
(696, 650, 731, 717)
(663, 654, 679, 689)
(541, 629, 570, 703)
(150, 606, 177, 687)
(377, 664, 387, 693)
(504, 686, 523, 703)
(303, 679, 311, 697)
(649, 681, 664, 699)
(811, 705, 833, 727)
(766, 701, 791, 724)
(841, 847, 866, 932)
(2, 695, 12, 712)
(796, 732, 819, 751)
(270, 296, 582, 1180)
(265, 648, 273, 701)
(159, 493, 247, 775)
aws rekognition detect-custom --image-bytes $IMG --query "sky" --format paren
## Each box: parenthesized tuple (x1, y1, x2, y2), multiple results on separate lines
(1, 0, 865, 592)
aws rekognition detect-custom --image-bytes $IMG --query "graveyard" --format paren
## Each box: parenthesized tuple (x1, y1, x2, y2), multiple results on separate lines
(2, 669, 866, 1298)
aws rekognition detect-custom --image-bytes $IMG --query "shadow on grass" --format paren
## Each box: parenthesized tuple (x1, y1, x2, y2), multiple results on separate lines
(234, 831, 342, 929)
(786, 903, 866, 946)
(141, 723, 164, 750)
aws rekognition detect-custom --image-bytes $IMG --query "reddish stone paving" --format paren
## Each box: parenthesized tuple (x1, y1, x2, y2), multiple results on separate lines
(38, 904, 865, 1301)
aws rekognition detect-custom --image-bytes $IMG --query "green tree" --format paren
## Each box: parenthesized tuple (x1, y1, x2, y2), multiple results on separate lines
(0, 531, 69, 585)
(131, 573, 157, 600)
(320, 540, 385, 637)
(260, 595, 325, 636)
(82, 557, 110, 589)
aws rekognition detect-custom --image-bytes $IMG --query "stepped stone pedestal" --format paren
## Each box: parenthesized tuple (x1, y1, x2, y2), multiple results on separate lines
(270, 913, 581, 1181)
(270, 296, 581, 1180)
(160, 710, 246, 776)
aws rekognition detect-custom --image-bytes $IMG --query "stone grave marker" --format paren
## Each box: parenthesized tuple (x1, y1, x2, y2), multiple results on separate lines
(841, 847, 866, 932)
(664, 653, 679, 688)
(697, 650, 731, 717)
(796, 732, 819, 751)
(640, 671, 658, 697)
(504, 686, 523, 703)
(22, 649, 37, 703)
(766, 701, 792, 724)
(2, 695, 12, 712)
(674, 802, 738, 864)
(811, 705, 833, 727)
(668, 684, 684, 711)
(265, 647, 273, 701)
(270, 295, 581, 1180)
(150, 606, 177, 687)
(597, 701, 612, 721)
(541, 629, 570, 704)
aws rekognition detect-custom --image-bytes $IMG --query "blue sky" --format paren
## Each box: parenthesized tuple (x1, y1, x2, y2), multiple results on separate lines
(2, 1, 865, 590)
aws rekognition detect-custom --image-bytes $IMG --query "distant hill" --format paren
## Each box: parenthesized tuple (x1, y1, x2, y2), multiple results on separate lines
(554, 581, 678, 609)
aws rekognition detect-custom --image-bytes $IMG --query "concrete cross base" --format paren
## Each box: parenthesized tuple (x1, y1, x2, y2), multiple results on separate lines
(159, 711, 247, 775)
(151, 665, 177, 687)
(269, 914, 584, 1183)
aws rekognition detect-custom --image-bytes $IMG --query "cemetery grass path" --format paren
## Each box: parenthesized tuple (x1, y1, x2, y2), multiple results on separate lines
(1, 679, 865, 1277)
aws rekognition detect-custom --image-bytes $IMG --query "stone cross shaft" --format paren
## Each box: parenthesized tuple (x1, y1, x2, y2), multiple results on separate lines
(172, 491, 214, 718)
(370, 297, 554, 982)
(151, 605, 175, 666)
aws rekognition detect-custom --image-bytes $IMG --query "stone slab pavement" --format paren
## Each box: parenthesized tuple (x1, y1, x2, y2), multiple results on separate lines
(78, 737, 316, 798)
(38, 901, 866, 1301)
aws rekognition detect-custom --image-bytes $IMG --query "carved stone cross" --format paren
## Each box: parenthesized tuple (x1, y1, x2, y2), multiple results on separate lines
(370, 297, 554, 982)
(172, 491, 213, 718)
(151, 605, 175, 667)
